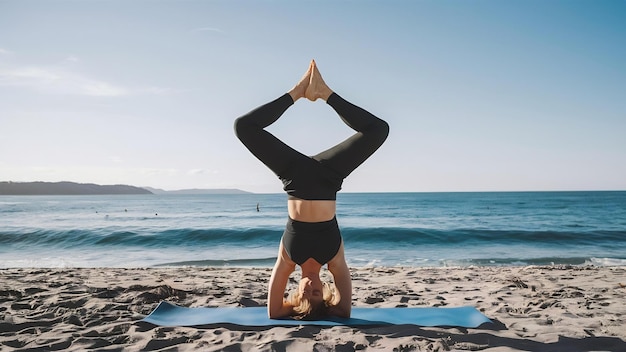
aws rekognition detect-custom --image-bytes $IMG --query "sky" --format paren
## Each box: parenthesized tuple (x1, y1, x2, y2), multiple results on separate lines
(1, 0, 625, 193)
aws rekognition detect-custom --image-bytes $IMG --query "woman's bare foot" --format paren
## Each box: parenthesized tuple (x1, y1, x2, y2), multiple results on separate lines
(288, 61, 313, 102)
(305, 60, 333, 101)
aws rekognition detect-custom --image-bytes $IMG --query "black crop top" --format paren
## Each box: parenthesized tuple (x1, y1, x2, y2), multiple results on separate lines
(279, 156, 344, 200)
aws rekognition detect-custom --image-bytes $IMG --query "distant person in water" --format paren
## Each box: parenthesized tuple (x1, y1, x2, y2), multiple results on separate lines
(234, 60, 389, 319)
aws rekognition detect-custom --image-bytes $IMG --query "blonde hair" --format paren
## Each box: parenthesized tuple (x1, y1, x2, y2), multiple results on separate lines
(289, 281, 338, 320)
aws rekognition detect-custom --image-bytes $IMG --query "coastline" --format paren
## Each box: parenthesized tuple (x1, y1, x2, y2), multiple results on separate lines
(1, 265, 625, 351)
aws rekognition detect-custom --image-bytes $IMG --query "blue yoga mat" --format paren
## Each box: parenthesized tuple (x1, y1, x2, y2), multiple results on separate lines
(142, 301, 491, 327)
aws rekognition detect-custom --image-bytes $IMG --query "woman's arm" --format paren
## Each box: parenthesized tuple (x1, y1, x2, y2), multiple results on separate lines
(327, 242, 352, 318)
(268, 242, 296, 318)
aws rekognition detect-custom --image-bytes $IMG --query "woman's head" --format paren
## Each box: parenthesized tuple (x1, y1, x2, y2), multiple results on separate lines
(289, 278, 337, 320)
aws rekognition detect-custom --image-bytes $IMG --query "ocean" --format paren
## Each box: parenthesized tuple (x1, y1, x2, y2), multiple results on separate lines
(1, 191, 625, 268)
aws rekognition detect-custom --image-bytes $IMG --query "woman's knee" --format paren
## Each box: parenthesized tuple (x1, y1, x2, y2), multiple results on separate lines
(371, 119, 390, 144)
(234, 117, 254, 139)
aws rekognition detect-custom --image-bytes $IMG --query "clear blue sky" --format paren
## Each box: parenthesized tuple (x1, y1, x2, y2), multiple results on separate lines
(1, 0, 624, 193)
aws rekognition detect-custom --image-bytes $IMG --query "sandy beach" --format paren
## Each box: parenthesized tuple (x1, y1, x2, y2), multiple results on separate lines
(1, 265, 625, 351)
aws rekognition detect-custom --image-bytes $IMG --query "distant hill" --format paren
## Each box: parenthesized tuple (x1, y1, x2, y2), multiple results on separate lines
(0, 181, 152, 195)
(143, 187, 252, 195)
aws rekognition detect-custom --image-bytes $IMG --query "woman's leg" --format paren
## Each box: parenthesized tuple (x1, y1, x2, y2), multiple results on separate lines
(234, 94, 306, 176)
(234, 62, 314, 176)
(306, 62, 389, 177)
(313, 93, 389, 177)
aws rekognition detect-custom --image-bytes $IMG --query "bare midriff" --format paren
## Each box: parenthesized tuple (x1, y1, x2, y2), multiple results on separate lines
(288, 198, 336, 222)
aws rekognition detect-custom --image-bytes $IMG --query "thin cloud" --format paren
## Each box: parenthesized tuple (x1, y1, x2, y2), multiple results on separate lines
(0, 66, 169, 97)
(64, 56, 80, 63)
(82, 80, 131, 97)
(188, 169, 217, 175)
(0, 48, 13, 55)
(109, 156, 123, 163)
(0, 67, 129, 96)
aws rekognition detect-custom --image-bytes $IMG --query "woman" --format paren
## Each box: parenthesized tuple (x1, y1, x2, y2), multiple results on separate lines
(234, 60, 389, 319)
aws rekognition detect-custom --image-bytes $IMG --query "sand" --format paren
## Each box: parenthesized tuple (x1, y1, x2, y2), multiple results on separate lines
(1, 265, 625, 351)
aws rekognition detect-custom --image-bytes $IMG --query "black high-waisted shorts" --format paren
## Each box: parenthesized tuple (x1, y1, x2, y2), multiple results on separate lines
(281, 216, 342, 265)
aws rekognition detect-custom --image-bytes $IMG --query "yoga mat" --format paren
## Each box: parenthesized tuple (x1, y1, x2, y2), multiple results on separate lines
(142, 301, 491, 327)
